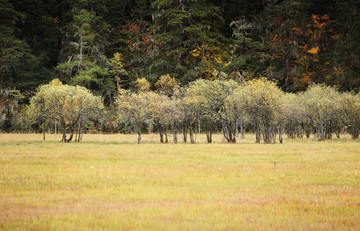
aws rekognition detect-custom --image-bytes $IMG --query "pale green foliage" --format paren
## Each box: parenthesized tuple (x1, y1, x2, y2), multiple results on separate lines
(283, 93, 310, 138)
(116, 90, 154, 143)
(117, 89, 182, 143)
(236, 78, 285, 143)
(109, 52, 128, 90)
(223, 90, 245, 141)
(49, 78, 63, 86)
(155, 74, 179, 96)
(185, 79, 239, 142)
(147, 93, 171, 128)
(186, 79, 238, 123)
(340, 92, 360, 139)
(135, 78, 151, 92)
(147, 93, 173, 142)
(302, 84, 341, 140)
(29, 83, 103, 141)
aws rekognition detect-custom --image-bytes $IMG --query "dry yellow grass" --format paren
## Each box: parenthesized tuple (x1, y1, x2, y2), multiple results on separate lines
(0, 133, 359, 230)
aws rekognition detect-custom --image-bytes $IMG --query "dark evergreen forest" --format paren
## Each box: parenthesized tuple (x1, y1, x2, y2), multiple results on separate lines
(1, 0, 359, 133)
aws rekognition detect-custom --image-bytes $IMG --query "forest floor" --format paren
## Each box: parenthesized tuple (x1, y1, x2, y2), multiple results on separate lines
(0, 133, 359, 230)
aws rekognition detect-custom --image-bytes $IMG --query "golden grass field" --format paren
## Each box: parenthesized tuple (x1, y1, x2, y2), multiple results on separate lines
(0, 133, 359, 230)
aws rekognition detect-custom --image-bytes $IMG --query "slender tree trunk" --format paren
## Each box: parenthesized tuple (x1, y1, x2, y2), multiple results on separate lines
(255, 125, 261, 143)
(229, 129, 236, 143)
(173, 128, 178, 144)
(263, 127, 272, 144)
(235, 120, 239, 138)
(159, 126, 164, 143)
(335, 127, 341, 139)
(67, 127, 74, 142)
(78, 122, 82, 141)
(148, 122, 152, 134)
(318, 124, 325, 141)
(182, 124, 187, 143)
(75, 128, 78, 142)
(190, 128, 195, 144)
(43, 123, 46, 141)
(137, 129, 141, 144)
(62, 123, 66, 142)
(165, 131, 168, 143)
(206, 130, 212, 143)
(240, 121, 245, 139)
(198, 118, 201, 134)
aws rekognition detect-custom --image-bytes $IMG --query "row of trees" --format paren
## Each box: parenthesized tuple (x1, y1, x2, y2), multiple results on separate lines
(1, 0, 359, 132)
(26, 78, 360, 143)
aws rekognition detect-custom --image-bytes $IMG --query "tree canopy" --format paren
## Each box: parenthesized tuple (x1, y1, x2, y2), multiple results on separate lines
(1, 0, 360, 140)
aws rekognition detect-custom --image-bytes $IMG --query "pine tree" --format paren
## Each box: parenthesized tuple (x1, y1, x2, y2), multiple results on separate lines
(0, 0, 50, 92)
(151, 0, 228, 83)
(262, 0, 310, 92)
(55, 1, 110, 93)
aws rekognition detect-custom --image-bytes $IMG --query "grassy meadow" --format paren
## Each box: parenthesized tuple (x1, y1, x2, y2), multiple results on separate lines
(0, 133, 359, 230)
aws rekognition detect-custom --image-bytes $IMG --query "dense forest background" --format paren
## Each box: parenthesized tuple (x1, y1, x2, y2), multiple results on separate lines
(1, 0, 359, 133)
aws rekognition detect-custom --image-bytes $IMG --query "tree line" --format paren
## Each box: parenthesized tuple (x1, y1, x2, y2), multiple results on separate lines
(18, 77, 360, 143)
(1, 0, 360, 93)
(1, 0, 359, 134)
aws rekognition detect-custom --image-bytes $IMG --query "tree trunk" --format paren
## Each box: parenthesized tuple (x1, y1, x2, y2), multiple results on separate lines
(190, 128, 195, 144)
(255, 125, 261, 143)
(198, 118, 201, 134)
(62, 123, 66, 142)
(75, 128, 78, 142)
(66, 128, 74, 142)
(206, 131, 212, 143)
(43, 123, 46, 141)
(78, 122, 83, 141)
(228, 129, 236, 143)
(318, 124, 326, 141)
(240, 120, 245, 139)
(137, 130, 141, 144)
(235, 120, 239, 138)
(165, 131, 168, 143)
(173, 128, 178, 144)
(148, 122, 152, 134)
(351, 125, 359, 139)
(182, 124, 187, 143)
(335, 127, 341, 139)
(159, 126, 164, 143)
